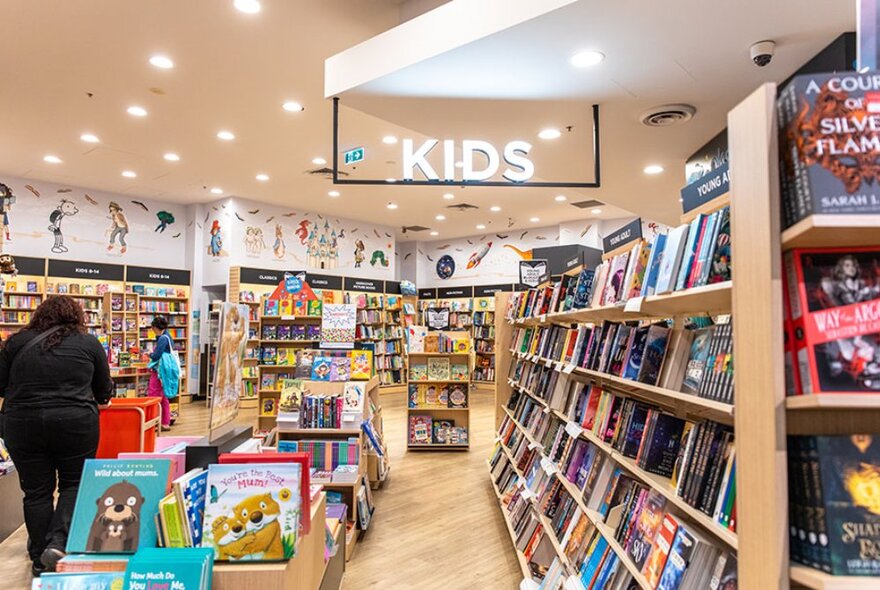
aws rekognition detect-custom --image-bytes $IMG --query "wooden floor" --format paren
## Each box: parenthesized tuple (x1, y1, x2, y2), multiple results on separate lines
(0, 389, 522, 589)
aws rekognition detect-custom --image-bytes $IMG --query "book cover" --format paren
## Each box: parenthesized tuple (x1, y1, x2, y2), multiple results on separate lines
(622, 326, 650, 381)
(427, 357, 450, 381)
(448, 383, 468, 408)
(657, 526, 696, 590)
(32, 572, 125, 590)
(409, 415, 432, 444)
(674, 215, 705, 291)
(260, 397, 277, 417)
(123, 547, 213, 590)
(654, 225, 689, 295)
(628, 241, 653, 300)
(409, 363, 428, 381)
(627, 490, 668, 570)
(67, 459, 171, 553)
(571, 268, 596, 310)
(349, 350, 373, 379)
(278, 379, 306, 415)
(310, 355, 332, 381)
(640, 414, 686, 478)
(636, 325, 671, 386)
(329, 356, 351, 382)
(172, 469, 208, 548)
(681, 327, 715, 395)
(343, 381, 365, 413)
(604, 252, 631, 305)
(294, 350, 315, 379)
(406, 326, 428, 353)
(642, 513, 678, 588)
(202, 463, 302, 561)
(450, 362, 468, 381)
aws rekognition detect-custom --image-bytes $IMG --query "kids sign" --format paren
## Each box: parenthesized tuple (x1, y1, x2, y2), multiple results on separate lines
(403, 139, 534, 183)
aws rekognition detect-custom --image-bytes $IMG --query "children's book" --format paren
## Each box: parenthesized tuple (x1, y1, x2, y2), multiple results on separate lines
(450, 363, 468, 381)
(349, 350, 372, 379)
(261, 398, 277, 417)
(294, 350, 315, 378)
(343, 381, 365, 414)
(32, 572, 125, 590)
(67, 459, 171, 553)
(261, 373, 278, 391)
(278, 379, 306, 415)
(275, 347, 292, 367)
(123, 547, 213, 590)
(279, 299, 293, 317)
(263, 299, 279, 317)
(409, 415, 432, 444)
(448, 383, 468, 408)
(307, 299, 322, 317)
(406, 326, 428, 353)
(426, 357, 450, 381)
(202, 463, 302, 561)
(409, 363, 428, 381)
(329, 356, 351, 382)
(171, 468, 208, 548)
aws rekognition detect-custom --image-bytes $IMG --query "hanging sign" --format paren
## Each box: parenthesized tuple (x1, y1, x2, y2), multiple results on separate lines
(418, 288, 437, 299)
(126, 265, 191, 286)
(343, 277, 382, 293)
(426, 307, 450, 331)
(384, 280, 402, 295)
(519, 259, 549, 289)
(11, 256, 45, 277)
(305, 273, 343, 291)
(680, 162, 730, 214)
(321, 303, 356, 349)
(344, 146, 365, 165)
(240, 267, 287, 286)
(602, 219, 643, 253)
(48, 259, 124, 281)
(474, 284, 512, 297)
(438, 286, 474, 298)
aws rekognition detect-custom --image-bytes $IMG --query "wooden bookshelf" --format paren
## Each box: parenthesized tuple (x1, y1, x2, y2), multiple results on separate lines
(790, 565, 880, 590)
(407, 348, 471, 450)
(0, 258, 45, 340)
(781, 214, 880, 250)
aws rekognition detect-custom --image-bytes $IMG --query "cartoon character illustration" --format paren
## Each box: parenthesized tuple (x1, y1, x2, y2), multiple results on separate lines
(208, 220, 223, 257)
(503, 244, 533, 259)
(0, 182, 15, 242)
(106, 201, 130, 254)
(217, 305, 246, 390)
(244, 226, 267, 255)
(370, 250, 388, 267)
(86, 480, 144, 552)
(212, 515, 254, 561)
(234, 493, 284, 560)
(273, 224, 286, 259)
(295, 220, 310, 245)
(436, 254, 455, 279)
(48, 199, 79, 254)
(466, 241, 493, 269)
(353, 239, 365, 268)
(155, 210, 175, 233)
(0, 253, 18, 276)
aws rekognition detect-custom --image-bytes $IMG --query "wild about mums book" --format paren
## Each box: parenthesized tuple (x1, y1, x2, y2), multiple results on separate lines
(67, 459, 171, 553)
(202, 463, 302, 561)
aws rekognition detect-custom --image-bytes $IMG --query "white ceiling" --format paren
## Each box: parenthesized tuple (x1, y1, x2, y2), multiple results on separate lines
(0, 0, 855, 241)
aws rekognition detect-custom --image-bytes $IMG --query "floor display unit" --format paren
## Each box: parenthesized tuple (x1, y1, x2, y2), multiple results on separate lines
(472, 294, 497, 385)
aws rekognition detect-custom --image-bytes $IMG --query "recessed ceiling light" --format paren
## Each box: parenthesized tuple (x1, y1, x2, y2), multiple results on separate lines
(121, 170, 137, 178)
(385, 178, 397, 183)
(435, 214, 445, 221)
(538, 128, 562, 140)
(43, 154, 62, 164)
(312, 157, 326, 165)
(454, 161, 463, 169)
(149, 55, 174, 69)
(234, 0, 261, 14)
(282, 101, 303, 112)
(529, 217, 540, 223)
(328, 190, 340, 197)
(387, 202, 398, 210)
(382, 135, 398, 145)
(210, 187, 223, 195)
(429, 231, 439, 236)
(255, 173, 269, 182)
(476, 224, 486, 230)
(555, 195, 567, 202)
(127, 105, 148, 117)
(80, 133, 100, 143)
(442, 193, 454, 200)
(570, 50, 605, 68)
(163, 152, 180, 162)
(590, 208, 602, 215)
(490, 206, 501, 212)
(643, 164, 664, 175)
(216, 130, 235, 141)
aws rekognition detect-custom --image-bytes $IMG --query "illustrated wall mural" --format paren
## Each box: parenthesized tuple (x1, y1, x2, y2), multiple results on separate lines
(0, 175, 190, 268)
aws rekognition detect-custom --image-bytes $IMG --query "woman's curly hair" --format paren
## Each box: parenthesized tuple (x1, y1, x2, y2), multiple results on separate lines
(24, 295, 87, 349)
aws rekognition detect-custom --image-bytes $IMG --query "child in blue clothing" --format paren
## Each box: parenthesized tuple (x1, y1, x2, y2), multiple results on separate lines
(146, 316, 173, 430)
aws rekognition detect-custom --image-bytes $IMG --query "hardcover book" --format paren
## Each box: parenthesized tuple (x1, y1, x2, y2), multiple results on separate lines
(657, 526, 696, 590)
(349, 350, 373, 379)
(448, 383, 468, 408)
(32, 572, 125, 590)
(294, 350, 315, 378)
(627, 490, 668, 570)
(310, 355, 332, 381)
(409, 363, 428, 381)
(123, 547, 213, 590)
(637, 325, 671, 386)
(329, 356, 351, 382)
(427, 357, 451, 381)
(409, 415, 432, 444)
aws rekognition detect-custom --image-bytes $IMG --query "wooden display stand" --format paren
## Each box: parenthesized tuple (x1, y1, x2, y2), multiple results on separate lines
(213, 492, 327, 590)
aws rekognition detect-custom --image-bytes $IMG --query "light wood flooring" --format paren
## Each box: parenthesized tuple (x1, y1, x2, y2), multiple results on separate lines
(0, 389, 522, 589)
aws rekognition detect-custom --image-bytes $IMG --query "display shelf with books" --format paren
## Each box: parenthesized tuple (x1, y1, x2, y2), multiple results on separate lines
(472, 294, 497, 384)
(378, 290, 407, 389)
(46, 260, 127, 338)
(102, 291, 140, 368)
(0, 256, 45, 340)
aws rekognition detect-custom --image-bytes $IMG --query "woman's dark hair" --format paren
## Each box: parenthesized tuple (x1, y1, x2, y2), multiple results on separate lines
(24, 295, 86, 349)
(151, 316, 169, 331)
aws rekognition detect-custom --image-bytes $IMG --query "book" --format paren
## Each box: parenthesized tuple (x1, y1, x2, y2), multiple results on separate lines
(202, 463, 303, 561)
(409, 363, 428, 381)
(571, 268, 596, 309)
(637, 325, 671, 386)
(450, 362, 468, 381)
(329, 356, 351, 381)
(123, 547, 213, 590)
(67, 459, 171, 553)
(310, 355, 332, 381)
(627, 490, 668, 570)
(448, 383, 468, 408)
(260, 397, 277, 416)
(427, 357, 450, 381)
(409, 415, 432, 444)
(278, 378, 305, 415)
(349, 350, 372, 380)
(343, 381, 365, 414)
(656, 526, 696, 590)
(642, 514, 678, 588)
(32, 572, 125, 590)
(681, 327, 715, 395)
(407, 326, 428, 353)
(171, 469, 208, 548)
(654, 225, 689, 295)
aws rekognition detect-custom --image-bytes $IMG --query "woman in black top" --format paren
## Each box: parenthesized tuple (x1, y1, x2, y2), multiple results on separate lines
(0, 295, 113, 576)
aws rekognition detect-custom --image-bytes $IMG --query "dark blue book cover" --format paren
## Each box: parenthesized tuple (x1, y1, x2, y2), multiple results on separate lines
(657, 526, 696, 590)
(641, 414, 686, 478)
(622, 404, 650, 459)
(637, 325, 671, 386)
(572, 268, 596, 309)
(622, 326, 650, 381)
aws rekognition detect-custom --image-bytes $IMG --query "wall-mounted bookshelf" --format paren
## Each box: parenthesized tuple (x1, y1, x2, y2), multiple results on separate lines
(0, 256, 45, 340)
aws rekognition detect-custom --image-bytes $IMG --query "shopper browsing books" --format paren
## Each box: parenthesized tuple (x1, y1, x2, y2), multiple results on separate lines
(0, 295, 113, 576)
(145, 316, 175, 431)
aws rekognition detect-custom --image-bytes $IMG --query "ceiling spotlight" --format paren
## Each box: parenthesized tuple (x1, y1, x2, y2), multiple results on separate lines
(476, 224, 486, 230)
(490, 206, 501, 212)
(590, 208, 602, 215)
(216, 130, 235, 141)
(570, 50, 605, 68)
(312, 157, 326, 165)
(149, 55, 174, 69)
(282, 101, 304, 112)
(233, 0, 261, 14)
(43, 154, 62, 164)
(328, 190, 340, 197)
(529, 217, 540, 223)
(442, 193, 454, 200)
(255, 173, 269, 182)
(121, 170, 137, 178)
(210, 187, 223, 195)
(554, 195, 567, 202)
(538, 128, 562, 140)
(387, 202, 398, 210)
(80, 133, 100, 143)
(127, 105, 148, 117)
(643, 164, 664, 175)
(382, 135, 398, 145)
(435, 214, 446, 221)
(429, 231, 439, 236)
(163, 152, 180, 162)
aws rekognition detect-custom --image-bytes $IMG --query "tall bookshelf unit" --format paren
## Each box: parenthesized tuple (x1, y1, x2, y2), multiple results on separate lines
(0, 256, 45, 340)
(377, 282, 407, 389)
(472, 286, 503, 385)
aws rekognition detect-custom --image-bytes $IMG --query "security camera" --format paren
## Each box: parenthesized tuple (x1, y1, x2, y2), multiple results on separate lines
(750, 40, 775, 67)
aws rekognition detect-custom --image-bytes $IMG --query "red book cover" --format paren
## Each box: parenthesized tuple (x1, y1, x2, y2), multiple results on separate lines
(642, 513, 678, 587)
(784, 247, 880, 394)
(782, 266, 803, 396)
(580, 386, 602, 430)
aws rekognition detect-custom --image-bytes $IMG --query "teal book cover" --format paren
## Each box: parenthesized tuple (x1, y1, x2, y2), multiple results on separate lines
(67, 459, 171, 553)
(32, 572, 125, 590)
(124, 547, 214, 590)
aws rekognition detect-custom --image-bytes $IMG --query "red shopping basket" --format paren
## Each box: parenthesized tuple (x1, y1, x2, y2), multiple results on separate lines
(96, 397, 161, 458)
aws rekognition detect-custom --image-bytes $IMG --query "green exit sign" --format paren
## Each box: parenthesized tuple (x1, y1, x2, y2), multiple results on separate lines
(344, 147, 364, 165)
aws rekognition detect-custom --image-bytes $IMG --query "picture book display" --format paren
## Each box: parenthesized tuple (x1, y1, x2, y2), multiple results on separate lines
(202, 463, 302, 561)
(123, 547, 213, 590)
(32, 572, 125, 590)
(426, 357, 450, 381)
(67, 459, 171, 553)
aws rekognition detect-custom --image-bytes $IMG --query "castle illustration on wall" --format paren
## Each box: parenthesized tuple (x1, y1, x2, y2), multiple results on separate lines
(306, 219, 338, 270)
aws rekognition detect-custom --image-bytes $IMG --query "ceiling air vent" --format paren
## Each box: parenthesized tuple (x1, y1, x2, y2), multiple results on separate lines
(570, 199, 605, 209)
(447, 203, 479, 211)
(639, 104, 696, 127)
(401, 225, 430, 233)
(305, 167, 348, 178)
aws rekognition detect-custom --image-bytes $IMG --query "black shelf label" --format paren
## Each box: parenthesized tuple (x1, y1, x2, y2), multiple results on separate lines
(126, 265, 191, 286)
(239, 267, 285, 286)
(602, 218, 642, 253)
(305, 273, 343, 290)
(384, 280, 402, 294)
(680, 162, 729, 214)
(11, 256, 46, 277)
(474, 284, 511, 297)
(438, 286, 474, 298)
(48, 259, 124, 281)
(344, 277, 381, 292)
(418, 288, 437, 299)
